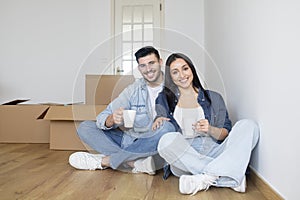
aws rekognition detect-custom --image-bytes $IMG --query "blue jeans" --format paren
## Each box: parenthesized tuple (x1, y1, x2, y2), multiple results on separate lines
(77, 120, 175, 169)
(157, 119, 260, 188)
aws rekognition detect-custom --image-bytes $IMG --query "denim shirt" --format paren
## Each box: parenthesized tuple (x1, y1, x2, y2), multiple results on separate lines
(155, 88, 232, 137)
(96, 78, 154, 136)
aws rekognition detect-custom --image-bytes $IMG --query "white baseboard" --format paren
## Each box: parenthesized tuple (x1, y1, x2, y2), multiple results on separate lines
(249, 167, 284, 200)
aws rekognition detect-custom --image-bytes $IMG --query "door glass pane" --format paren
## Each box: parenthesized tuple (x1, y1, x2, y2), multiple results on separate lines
(144, 5, 153, 23)
(123, 6, 132, 23)
(122, 25, 132, 41)
(133, 6, 143, 23)
(122, 60, 132, 74)
(133, 24, 142, 41)
(143, 41, 153, 47)
(123, 43, 132, 60)
(133, 42, 143, 53)
(144, 24, 153, 41)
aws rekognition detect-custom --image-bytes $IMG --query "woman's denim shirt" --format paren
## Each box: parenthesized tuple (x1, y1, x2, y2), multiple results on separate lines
(96, 78, 153, 135)
(155, 88, 232, 136)
(156, 88, 232, 180)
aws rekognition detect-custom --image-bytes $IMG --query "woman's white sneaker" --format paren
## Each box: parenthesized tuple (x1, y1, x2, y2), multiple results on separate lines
(179, 174, 218, 195)
(231, 176, 247, 193)
(69, 152, 106, 170)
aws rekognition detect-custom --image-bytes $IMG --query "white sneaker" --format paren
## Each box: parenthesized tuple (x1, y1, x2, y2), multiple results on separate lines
(179, 174, 218, 195)
(69, 152, 106, 170)
(231, 176, 247, 193)
(132, 156, 156, 175)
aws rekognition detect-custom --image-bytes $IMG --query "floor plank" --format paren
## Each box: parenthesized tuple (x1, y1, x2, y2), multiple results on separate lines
(0, 144, 267, 200)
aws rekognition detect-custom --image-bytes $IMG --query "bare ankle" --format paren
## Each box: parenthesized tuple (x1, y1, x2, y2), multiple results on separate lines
(127, 161, 135, 168)
(101, 156, 110, 167)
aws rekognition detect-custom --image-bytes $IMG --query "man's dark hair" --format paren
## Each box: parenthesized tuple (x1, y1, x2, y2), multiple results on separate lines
(134, 46, 160, 63)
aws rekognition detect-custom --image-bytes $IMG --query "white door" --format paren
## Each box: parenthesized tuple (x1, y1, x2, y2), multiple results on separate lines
(114, 0, 162, 77)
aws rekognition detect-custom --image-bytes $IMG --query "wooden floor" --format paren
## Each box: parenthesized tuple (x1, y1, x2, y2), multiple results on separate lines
(0, 143, 268, 200)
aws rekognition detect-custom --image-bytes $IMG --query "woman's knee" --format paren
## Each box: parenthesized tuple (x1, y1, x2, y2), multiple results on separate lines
(158, 132, 181, 153)
(235, 119, 260, 142)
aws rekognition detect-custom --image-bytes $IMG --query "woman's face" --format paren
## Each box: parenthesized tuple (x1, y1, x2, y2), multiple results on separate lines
(169, 58, 194, 89)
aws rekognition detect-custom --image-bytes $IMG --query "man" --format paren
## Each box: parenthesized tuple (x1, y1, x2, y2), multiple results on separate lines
(69, 46, 175, 174)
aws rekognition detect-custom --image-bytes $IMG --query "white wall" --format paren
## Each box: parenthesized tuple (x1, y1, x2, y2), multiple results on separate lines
(164, 0, 204, 47)
(0, 0, 205, 104)
(204, 1, 300, 199)
(163, 0, 206, 83)
(0, 0, 111, 104)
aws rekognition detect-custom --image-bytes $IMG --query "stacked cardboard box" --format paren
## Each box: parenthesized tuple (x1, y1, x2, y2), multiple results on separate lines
(43, 75, 135, 150)
(43, 104, 107, 150)
(85, 74, 136, 105)
(0, 75, 135, 150)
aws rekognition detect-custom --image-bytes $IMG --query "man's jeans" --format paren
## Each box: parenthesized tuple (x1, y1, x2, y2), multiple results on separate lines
(77, 120, 175, 169)
(158, 119, 260, 188)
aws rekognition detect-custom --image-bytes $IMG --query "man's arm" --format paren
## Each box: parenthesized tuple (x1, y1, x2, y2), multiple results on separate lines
(96, 81, 136, 130)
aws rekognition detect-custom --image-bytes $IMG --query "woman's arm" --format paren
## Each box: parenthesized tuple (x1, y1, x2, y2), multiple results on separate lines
(195, 119, 228, 141)
(208, 125, 228, 141)
(201, 90, 232, 141)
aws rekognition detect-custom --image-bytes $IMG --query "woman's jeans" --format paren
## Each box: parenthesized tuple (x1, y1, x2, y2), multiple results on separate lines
(77, 120, 175, 169)
(157, 119, 260, 188)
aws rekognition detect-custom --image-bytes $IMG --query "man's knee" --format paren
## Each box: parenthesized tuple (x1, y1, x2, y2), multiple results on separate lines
(77, 120, 97, 137)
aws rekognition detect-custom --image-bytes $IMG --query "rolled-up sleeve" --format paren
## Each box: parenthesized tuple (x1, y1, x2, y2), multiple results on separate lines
(210, 91, 232, 133)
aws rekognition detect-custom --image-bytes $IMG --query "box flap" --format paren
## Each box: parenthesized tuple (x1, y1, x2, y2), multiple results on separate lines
(37, 107, 50, 119)
(1, 99, 30, 105)
(86, 75, 135, 105)
(43, 105, 107, 121)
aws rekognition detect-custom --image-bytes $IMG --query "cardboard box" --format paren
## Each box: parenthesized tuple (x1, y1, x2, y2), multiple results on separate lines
(0, 100, 50, 143)
(86, 75, 135, 105)
(44, 75, 135, 150)
(43, 105, 106, 150)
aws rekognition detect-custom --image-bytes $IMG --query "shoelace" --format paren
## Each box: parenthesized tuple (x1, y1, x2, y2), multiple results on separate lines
(191, 175, 217, 196)
(85, 155, 103, 170)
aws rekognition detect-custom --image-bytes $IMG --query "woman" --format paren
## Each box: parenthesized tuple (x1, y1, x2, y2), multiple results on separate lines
(153, 53, 259, 195)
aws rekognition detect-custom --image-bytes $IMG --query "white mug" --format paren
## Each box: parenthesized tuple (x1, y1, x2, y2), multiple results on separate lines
(182, 118, 197, 138)
(123, 110, 136, 128)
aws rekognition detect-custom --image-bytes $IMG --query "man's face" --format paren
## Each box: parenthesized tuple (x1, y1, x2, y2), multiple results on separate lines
(137, 53, 163, 87)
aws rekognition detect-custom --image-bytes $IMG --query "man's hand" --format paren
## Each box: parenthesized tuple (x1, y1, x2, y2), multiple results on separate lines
(105, 107, 124, 128)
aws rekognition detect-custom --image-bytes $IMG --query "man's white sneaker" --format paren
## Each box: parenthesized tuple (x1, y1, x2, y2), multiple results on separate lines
(231, 176, 247, 193)
(132, 156, 156, 175)
(179, 174, 218, 195)
(69, 152, 106, 170)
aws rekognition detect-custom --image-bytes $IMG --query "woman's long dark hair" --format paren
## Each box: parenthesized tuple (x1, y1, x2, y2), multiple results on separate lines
(163, 53, 211, 112)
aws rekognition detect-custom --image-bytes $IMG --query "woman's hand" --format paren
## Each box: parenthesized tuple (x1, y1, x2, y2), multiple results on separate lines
(194, 119, 229, 140)
(194, 119, 210, 133)
(152, 117, 170, 130)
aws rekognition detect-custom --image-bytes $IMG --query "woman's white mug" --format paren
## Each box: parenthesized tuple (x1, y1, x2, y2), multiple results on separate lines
(182, 118, 197, 138)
